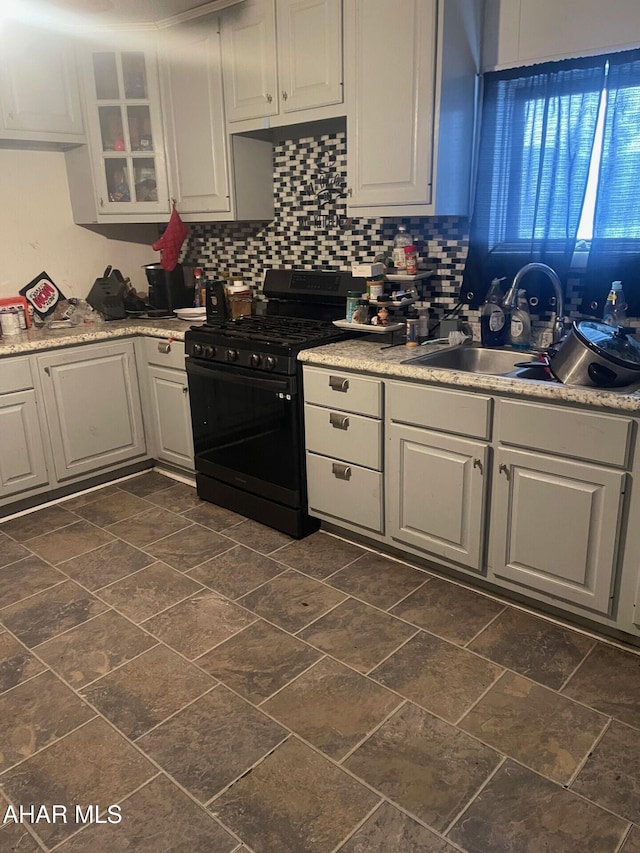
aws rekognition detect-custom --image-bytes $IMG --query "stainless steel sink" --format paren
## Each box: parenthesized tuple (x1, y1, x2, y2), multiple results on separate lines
(405, 344, 541, 376)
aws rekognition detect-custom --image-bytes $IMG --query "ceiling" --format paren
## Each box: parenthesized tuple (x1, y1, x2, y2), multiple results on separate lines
(18, 0, 243, 28)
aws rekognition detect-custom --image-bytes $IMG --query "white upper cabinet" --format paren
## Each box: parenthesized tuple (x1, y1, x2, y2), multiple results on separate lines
(345, 0, 483, 217)
(0, 20, 84, 144)
(276, 0, 343, 115)
(221, 0, 343, 129)
(159, 16, 274, 222)
(160, 18, 230, 216)
(66, 34, 171, 223)
(483, 0, 640, 71)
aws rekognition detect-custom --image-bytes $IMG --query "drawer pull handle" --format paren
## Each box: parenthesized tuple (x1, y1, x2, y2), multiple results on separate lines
(158, 341, 171, 354)
(329, 375, 349, 392)
(329, 413, 350, 430)
(332, 462, 352, 481)
(499, 463, 510, 479)
(473, 457, 483, 474)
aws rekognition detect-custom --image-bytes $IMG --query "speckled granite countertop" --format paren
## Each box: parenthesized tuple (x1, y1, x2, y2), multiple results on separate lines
(0, 319, 189, 357)
(299, 339, 640, 413)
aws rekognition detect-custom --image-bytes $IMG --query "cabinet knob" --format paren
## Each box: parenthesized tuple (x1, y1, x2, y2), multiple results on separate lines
(157, 340, 171, 354)
(182, 386, 188, 395)
(499, 463, 510, 479)
(473, 457, 483, 474)
(329, 412, 350, 430)
(332, 462, 352, 481)
(266, 93, 273, 104)
(99, 197, 105, 207)
(44, 366, 50, 376)
(282, 91, 288, 101)
(329, 375, 349, 392)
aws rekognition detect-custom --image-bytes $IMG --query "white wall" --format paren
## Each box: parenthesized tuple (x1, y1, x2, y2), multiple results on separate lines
(0, 148, 160, 300)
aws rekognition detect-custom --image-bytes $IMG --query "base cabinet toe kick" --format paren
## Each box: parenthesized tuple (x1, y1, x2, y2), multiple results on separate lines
(302, 364, 640, 643)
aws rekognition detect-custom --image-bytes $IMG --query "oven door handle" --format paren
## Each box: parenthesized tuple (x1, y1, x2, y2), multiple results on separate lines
(186, 359, 295, 396)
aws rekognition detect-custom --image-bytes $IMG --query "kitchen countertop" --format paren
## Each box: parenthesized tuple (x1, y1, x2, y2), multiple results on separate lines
(0, 318, 190, 356)
(299, 338, 640, 413)
(4, 321, 640, 413)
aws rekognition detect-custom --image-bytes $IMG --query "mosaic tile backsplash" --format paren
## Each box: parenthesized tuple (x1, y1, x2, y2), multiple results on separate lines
(183, 130, 471, 319)
(181, 129, 618, 339)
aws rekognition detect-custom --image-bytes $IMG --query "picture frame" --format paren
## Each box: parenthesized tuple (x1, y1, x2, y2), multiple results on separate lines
(0, 296, 31, 329)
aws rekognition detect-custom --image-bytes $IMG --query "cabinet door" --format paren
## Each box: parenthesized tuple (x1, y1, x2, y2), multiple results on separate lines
(277, 0, 343, 114)
(489, 448, 625, 614)
(387, 423, 488, 571)
(83, 43, 169, 215)
(345, 0, 436, 207)
(0, 21, 83, 141)
(0, 390, 49, 499)
(221, 0, 278, 122)
(161, 19, 230, 214)
(38, 341, 146, 481)
(147, 366, 194, 471)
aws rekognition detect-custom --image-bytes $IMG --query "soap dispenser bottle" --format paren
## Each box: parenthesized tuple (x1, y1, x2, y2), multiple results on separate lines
(480, 277, 508, 347)
(509, 289, 532, 350)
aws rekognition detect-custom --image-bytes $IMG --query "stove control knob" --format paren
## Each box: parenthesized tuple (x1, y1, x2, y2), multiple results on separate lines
(204, 345, 215, 359)
(192, 343, 203, 357)
(264, 356, 277, 371)
(250, 353, 261, 368)
(226, 348, 239, 362)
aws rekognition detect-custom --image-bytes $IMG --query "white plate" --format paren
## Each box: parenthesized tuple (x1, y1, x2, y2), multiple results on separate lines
(173, 308, 206, 318)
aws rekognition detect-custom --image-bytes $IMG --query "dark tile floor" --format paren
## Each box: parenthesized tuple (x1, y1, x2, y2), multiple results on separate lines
(0, 471, 639, 852)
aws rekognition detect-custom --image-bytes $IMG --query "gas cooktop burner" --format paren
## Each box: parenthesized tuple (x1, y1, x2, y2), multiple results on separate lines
(201, 315, 340, 346)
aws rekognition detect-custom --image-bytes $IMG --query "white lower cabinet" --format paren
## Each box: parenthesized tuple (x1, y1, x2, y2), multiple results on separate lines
(136, 338, 194, 472)
(0, 357, 49, 501)
(388, 423, 488, 572)
(386, 379, 491, 573)
(37, 340, 146, 481)
(303, 367, 638, 632)
(303, 366, 383, 534)
(489, 447, 625, 615)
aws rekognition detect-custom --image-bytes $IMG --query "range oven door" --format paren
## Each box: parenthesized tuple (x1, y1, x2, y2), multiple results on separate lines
(185, 358, 305, 508)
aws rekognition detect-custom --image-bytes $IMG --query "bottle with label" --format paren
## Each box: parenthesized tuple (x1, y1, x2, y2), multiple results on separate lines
(603, 281, 627, 326)
(193, 268, 203, 308)
(392, 225, 413, 270)
(509, 289, 532, 350)
(480, 277, 508, 347)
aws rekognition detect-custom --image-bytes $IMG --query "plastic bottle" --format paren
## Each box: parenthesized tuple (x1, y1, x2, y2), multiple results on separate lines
(603, 281, 627, 326)
(509, 289, 532, 350)
(480, 277, 508, 347)
(392, 225, 413, 270)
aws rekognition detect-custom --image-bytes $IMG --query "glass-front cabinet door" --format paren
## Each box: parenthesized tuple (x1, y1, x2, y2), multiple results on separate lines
(85, 45, 169, 216)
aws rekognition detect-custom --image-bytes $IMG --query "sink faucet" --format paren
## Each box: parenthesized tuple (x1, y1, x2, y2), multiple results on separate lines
(503, 262, 565, 345)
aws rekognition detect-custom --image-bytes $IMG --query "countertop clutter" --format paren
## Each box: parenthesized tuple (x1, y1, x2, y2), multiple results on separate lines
(0, 318, 189, 356)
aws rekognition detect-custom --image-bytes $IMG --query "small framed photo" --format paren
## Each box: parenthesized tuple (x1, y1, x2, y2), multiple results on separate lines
(0, 296, 30, 329)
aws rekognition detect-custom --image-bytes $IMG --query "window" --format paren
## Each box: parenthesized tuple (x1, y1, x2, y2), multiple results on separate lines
(462, 49, 640, 316)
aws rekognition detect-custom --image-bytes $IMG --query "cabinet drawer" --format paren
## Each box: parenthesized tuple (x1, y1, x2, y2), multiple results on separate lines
(496, 399, 632, 468)
(303, 367, 382, 417)
(0, 356, 34, 394)
(388, 381, 491, 440)
(304, 404, 381, 469)
(141, 337, 186, 371)
(306, 451, 383, 533)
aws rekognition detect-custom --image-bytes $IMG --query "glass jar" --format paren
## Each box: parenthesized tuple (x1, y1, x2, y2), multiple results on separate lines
(346, 290, 362, 322)
(353, 299, 370, 324)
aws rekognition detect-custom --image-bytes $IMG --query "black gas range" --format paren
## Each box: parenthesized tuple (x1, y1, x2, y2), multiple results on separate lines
(184, 269, 363, 538)
(185, 314, 346, 375)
